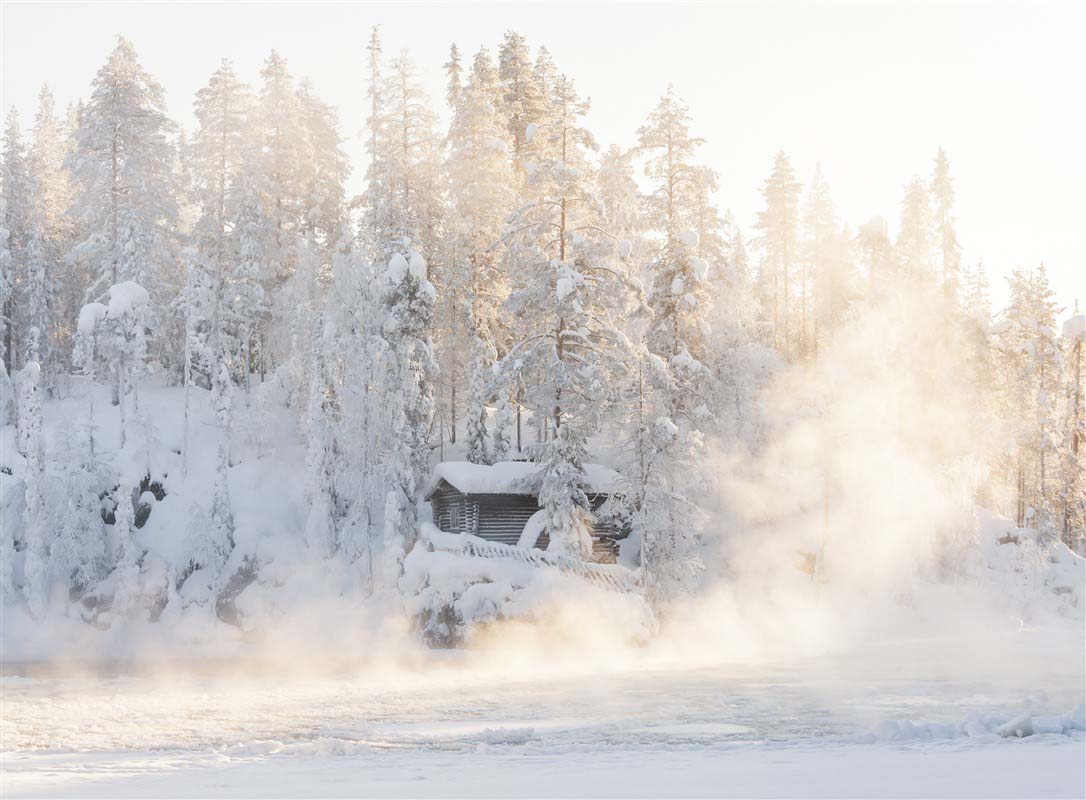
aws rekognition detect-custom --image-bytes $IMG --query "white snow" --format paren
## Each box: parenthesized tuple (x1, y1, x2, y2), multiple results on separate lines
(77, 302, 108, 334)
(425, 461, 623, 497)
(690, 256, 709, 282)
(678, 229, 699, 248)
(617, 239, 633, 259)
(517, 509, 547, 549)
(106, 281, 150, 317)
(409, 250, 427, 279)
(387, 252, 409, 283)
(524, 122, 537, 144)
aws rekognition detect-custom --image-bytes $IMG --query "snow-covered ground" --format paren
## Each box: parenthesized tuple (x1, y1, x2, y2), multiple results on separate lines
(3, 635, 1083, 798)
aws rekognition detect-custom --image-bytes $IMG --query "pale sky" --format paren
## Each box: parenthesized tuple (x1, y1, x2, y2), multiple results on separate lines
(2, 1, 1083, 308)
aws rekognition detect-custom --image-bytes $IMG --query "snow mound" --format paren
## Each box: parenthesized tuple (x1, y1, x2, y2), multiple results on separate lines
(106, 281, 149, 317)
(78, 302, 108, 334)
(425, 461, 623, 497)
(401, 525, 652, 647)
(858, 704, 1085, 744)
(678, 230, 699, 248)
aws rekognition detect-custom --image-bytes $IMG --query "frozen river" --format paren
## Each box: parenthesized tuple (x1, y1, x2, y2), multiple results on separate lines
(2, 639, 1084, 798)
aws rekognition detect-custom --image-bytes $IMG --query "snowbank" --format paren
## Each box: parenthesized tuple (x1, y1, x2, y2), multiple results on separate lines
(401, 524, 651, 647)
(858, 704, 1085, 744)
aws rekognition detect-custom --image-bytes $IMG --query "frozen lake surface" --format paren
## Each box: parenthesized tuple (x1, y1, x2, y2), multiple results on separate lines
(2, 640, 1084, 798)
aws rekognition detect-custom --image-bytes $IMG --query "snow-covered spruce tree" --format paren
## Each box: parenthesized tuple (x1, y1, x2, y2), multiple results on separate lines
(993, 265, 1063, 529)
(755, 152, 802, 359)
(191, 59, 252, 416)
(253, 50, 304, 288)
(67, 37, 178, 310)
(633, 413, 705, 608)
(2, 107, 33, 371)
(442, 46, 515, 452)
(358, 27, 394, 265)
(497, 31, 545, 180)
(855, 215, 895, 299)
(1059, 307, 1085, 550)
(500, 73, 636, 559)
(22, 225, 49, 371)
(28, 86, 75, 386)
(303, 313, 340, 558)
(464, 339, 495, 464)
(801, 164, 841, 357)
(229, 170, 270, 393)
(637, 88, 718, 416)
(199, 442, 235, 578)
(931, 148, 961, 302)
(381, 246, 437, 580)
(295, 79, 349, 263)
(491, 397, 514, 463)
(331, 239, 391, 578)
(896, 175, 936, 282)
(51, 416, 107, 603)
(17, 361, 48, 617)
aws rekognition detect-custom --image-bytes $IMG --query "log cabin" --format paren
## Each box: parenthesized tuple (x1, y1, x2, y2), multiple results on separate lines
(424, 461, 628, 563)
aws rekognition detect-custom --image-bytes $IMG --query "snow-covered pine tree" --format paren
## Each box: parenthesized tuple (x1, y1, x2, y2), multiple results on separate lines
(500, 73, 636, 559)
(381, 245, 436, 580)
(67, 38, 178, 306)
(444, 46, 516, 459)
(17, 361, 48, 617)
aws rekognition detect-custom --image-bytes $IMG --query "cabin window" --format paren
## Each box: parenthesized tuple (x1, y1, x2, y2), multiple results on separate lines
(451, 503, 462, 531)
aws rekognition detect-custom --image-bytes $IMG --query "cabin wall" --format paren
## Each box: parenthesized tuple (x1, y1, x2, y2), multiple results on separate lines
(475, 494, 540, 546)
(429, 483, 627, 563)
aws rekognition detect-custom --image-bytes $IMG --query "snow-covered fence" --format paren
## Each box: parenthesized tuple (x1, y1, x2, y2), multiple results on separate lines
(423, 527, 644, 594)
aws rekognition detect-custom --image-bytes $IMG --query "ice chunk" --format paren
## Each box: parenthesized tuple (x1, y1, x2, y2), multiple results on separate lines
(995, 713, 1034, 738)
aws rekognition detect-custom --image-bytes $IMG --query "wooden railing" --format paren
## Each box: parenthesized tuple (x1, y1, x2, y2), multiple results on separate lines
(424, 529, 644, 594)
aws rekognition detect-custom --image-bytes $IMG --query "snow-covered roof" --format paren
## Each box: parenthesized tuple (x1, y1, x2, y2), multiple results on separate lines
(425, 461, 623, 499)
